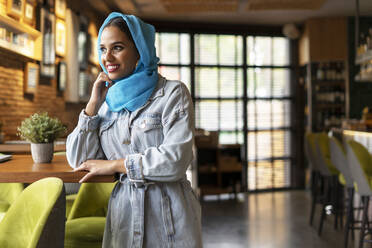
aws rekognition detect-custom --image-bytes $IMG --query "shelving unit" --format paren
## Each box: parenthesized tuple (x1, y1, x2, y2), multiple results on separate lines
(196, 143, 242, 197)
(303, 61, 347, 132)
(0, 14, 42, 61)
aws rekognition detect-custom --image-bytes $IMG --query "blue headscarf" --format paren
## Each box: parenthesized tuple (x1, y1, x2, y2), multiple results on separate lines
(97, 12, 159, 112)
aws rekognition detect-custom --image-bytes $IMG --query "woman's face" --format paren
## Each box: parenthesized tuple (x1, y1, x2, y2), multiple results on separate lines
(100, 26, 139, 80)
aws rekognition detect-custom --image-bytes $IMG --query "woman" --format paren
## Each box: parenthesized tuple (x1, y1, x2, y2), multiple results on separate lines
(66, 12, 202, 248)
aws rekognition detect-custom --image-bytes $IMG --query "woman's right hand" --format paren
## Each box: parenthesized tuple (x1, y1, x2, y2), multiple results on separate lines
(85, 72, 113, 116)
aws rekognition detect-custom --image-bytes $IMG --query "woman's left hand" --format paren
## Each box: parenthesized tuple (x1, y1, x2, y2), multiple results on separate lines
(74, 159, 126, 183)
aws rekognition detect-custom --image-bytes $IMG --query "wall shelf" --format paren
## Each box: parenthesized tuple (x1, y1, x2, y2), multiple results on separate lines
(355, 50, 372, 65)
(0, 14, 42, 61)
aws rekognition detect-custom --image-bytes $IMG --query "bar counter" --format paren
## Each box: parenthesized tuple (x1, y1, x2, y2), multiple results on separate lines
(0, 154, 115, 183)
(342, 129, 372, 153)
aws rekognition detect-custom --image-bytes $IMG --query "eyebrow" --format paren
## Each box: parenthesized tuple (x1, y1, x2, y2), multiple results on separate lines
(100, 41, 125, 47)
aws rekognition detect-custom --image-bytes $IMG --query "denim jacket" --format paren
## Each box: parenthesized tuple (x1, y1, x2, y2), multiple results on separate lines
(66, 76, 202, 248)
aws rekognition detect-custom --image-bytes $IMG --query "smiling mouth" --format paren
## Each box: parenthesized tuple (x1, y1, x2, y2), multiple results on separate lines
(107, 65, 120, 73)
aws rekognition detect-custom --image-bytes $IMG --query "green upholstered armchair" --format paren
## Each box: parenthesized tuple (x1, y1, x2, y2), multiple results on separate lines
(0, 177, 65, 248)
(0, 183, 24, 222)
(65, 182, 116, 248)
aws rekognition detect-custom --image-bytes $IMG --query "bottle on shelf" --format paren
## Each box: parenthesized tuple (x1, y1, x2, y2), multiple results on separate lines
(316, 62, 324, 81)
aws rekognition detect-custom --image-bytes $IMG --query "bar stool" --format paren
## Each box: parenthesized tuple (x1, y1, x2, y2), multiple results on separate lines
(305, 132, 323, 226)
(314, 133, 341, 236)
(346, 140, 372, 248)
(329, 137, 355, 248)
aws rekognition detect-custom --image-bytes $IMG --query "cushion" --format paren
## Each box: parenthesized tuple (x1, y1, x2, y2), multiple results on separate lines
(65, 217, 106, 242)
(0, 200, 10, 212)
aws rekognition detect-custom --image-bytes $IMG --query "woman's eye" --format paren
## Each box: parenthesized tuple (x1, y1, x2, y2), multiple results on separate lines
(100, 47, 107, 53)
(113, 46, 124, 51)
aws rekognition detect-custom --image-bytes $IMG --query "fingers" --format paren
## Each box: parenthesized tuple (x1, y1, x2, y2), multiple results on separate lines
(73, 162, 88, 172)
(98, 72, 112, 86)
(79, 171, 96, 183)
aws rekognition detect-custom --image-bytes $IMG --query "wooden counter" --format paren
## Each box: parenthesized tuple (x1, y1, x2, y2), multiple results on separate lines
(340, 129, 372, 153)
(0, 154, 115, 183)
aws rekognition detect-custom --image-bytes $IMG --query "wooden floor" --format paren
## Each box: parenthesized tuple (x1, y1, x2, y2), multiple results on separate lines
(201, 190, 356, 248)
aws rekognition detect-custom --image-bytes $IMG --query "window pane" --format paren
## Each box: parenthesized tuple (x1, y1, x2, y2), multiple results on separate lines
(158, 33, 179, 64)
(195, 100, 218, 130)
(247, 68, 272, 98)
(180, 34, 190, 64)
(247, 100, 272, 130)
(247, 131, 273, 160)
(248, 160, 273, 190)
(273, 159, 290, 188)
(219, 35, 243, 65)
(219, 131, 243, 144)
(159, 66, 191, 90)
(220, 68, 243, 98)
(273, 68, 291, 97)
(156, 33, 190, 65)
(195, 67, 218, 97)
(272, 130, 291, 158)
(272, 100, 291, 128)
(220, 100, 243, 130)
(273, 37, 290, 66)
(195, 34, 217, 64)
(247, 36, 272, 66)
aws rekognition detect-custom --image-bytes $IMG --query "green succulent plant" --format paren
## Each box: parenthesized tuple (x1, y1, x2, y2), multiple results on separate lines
(17, 112, 67, 143)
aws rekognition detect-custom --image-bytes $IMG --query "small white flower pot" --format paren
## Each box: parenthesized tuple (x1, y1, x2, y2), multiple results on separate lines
(31, 143, 54, 163)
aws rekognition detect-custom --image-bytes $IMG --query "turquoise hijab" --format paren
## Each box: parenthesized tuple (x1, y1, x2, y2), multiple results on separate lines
(98, 12, 159, 112)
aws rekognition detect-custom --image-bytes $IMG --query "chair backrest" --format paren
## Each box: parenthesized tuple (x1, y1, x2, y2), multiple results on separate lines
(0, 177, 65, 248)
(67, 182, 115, 221)
(304, 133, 320, 171)
(314, 133, 339, 176)
(346, 140, 372, 196)
(329, 136, 353, 187)
(0, 183, 24, 206)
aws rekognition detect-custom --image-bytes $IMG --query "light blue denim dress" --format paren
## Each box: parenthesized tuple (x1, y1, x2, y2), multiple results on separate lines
(66, 76, 202, 248)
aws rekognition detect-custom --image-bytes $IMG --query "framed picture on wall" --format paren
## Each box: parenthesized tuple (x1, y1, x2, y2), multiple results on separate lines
(40, 8, 55, 77)
(57, 61, 66, 91)
(88, 35, 98, 65)
(55, 18, 66, 56)
(24, 62, 39, 94)
(78, 16, 88, 70)
(23, 0, 36, 26)
(55, 0, 66, 19)
(46, 0, 54, 12)
(7, 0, 24, 20)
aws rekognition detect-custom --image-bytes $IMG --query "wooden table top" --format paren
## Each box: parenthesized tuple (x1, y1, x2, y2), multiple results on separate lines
(0, 155, 116, 183)
(0, 143, 66, 154)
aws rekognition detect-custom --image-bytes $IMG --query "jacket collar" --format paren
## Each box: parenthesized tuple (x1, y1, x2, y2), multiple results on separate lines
(148, 75, 165, 100)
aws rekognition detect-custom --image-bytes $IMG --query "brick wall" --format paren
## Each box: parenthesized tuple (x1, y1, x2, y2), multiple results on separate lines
(0, 0, 101, 141)
(0, 49, 85, 140)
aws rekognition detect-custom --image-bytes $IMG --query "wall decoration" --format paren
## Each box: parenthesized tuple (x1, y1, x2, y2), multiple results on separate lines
(46, 0, 54, 12)
(40, 8, 55, 77)
(7, 0, 24, 20)
(55, 18, 66, 56)
(55, 0, 66, 19)
(24, 62, 39, 94)
(57, 61, 66, 91)
(78, 16, 88, 69)
(23, 0, 36, 26)
(78, 71, 90, 101)
(89, 35, 98, 65)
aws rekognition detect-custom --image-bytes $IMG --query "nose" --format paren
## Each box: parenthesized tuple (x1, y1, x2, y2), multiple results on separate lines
(103, 50, 114, 62)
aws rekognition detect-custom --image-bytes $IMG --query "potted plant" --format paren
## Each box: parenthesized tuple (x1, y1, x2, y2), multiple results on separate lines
(17, 112, 67, 163)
